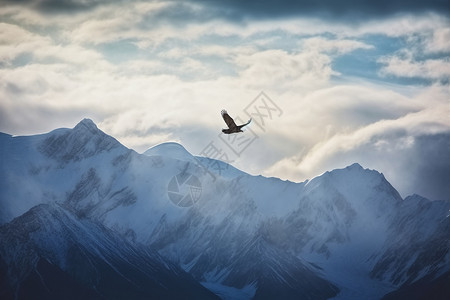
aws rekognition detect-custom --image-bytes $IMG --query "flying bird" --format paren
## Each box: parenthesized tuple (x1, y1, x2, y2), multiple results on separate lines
(221, 109, 251, 134)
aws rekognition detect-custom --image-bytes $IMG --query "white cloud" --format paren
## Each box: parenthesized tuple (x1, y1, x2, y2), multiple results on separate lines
(379, 50, 450, 80)
(302, 37, 373, 54)
(353, 13, 449, 37)
(425, 27, 450, 53)
(235, 49, 334, 91)
(0, 23, 50, 63)
(1, 1, 449, 200)
(264, 84, 450, 183)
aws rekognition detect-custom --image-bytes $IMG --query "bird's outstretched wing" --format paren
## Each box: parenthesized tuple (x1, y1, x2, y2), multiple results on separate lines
(238, 118, 252, 130)
(221, 109, 237, 129)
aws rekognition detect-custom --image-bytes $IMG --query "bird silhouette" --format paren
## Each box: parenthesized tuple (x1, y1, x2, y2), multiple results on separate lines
(221, 109, 251, 134)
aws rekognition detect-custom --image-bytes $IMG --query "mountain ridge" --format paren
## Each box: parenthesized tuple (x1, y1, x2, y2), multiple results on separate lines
(0, 118, 449, 299)
(0, 202, 219, 300)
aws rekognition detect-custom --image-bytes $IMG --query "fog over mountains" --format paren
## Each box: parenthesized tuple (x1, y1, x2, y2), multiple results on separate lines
(0, 119, 449, 300)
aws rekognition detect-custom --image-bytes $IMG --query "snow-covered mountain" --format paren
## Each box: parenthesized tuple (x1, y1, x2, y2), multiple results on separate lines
(0, 202, 218, 299)
(0, 119, 449, 299)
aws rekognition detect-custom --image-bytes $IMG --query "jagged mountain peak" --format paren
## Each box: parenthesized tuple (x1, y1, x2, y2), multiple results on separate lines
(325, 162, 377, 177)
(7, 202, 63, 226)
(314, 163, 403, 203)
(404, 193, 429, 202)
(346, 162, 364, 170)
(38, 119, 127, 162)
(73, 118, 99, 133)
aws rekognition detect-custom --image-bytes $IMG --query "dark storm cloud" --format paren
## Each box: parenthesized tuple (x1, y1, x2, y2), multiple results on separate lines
(0, 0, 111, 13)
(365, 131, 450, 201)
(3, 0, 448, 19)
(407, 133, 450, 201)
(192, 0, 450, 20)
(139, 1, 243, 28)
(309, 129, 450, 202)
(0, 0, 243, 24)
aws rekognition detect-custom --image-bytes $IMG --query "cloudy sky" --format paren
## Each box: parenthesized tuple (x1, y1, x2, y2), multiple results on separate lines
(1, 0, 449, 201)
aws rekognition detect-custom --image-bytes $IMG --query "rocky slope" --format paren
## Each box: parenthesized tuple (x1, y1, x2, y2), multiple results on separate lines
(0, 202, 218, 300)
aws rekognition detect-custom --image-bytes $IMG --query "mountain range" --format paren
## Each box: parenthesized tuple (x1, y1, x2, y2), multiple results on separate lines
(0, 119, 449, 299)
